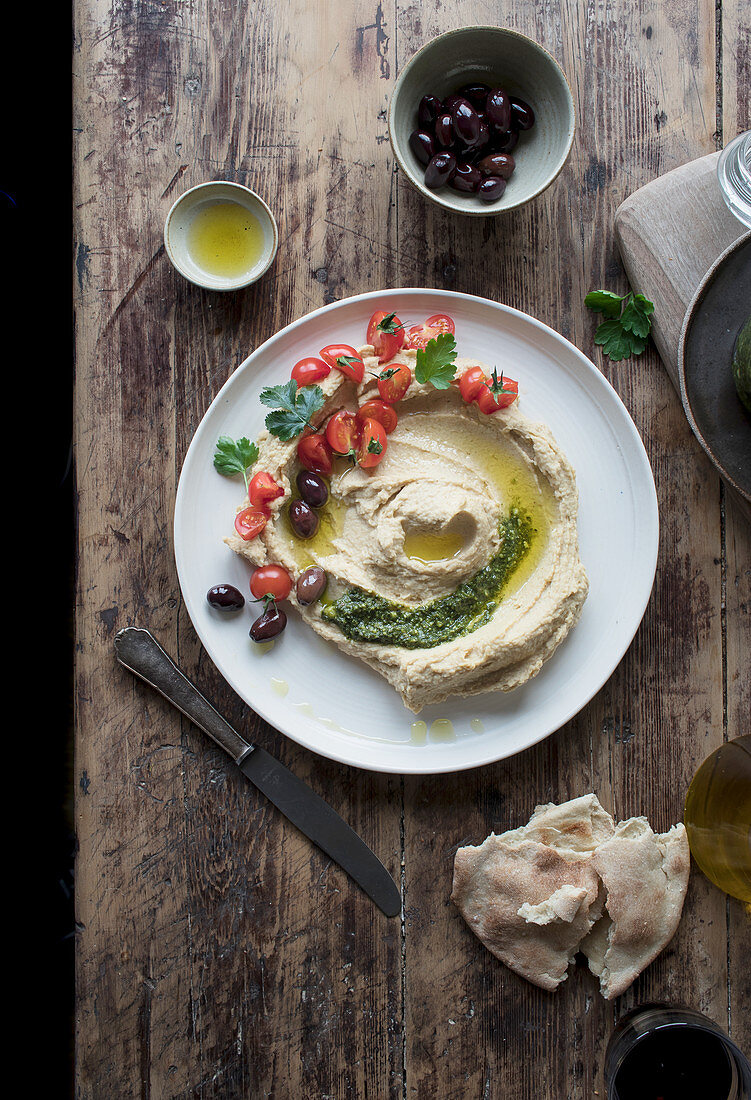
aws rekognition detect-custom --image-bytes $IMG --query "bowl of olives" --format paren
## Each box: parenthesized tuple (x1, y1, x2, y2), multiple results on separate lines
(388, 26, 575, 215)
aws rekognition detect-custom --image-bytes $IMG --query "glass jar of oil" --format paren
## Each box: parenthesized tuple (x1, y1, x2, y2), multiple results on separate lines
(684, 735, 751, 902)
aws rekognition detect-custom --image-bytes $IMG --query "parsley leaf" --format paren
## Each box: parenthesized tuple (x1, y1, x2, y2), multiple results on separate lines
(583, 290, 626, 318)
(414, 332, 458, 389)
(259, 379, 325, 441)
(213, 436, 259, 488)
(585, 288, 655, 361)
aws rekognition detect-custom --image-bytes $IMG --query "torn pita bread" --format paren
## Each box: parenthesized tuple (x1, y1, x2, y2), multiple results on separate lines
(451, 795, 690, 999)
(451, 835, 604, 992)
(580, 817, 690, 999)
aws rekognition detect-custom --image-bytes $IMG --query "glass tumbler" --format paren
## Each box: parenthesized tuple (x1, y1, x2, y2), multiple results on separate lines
(605, 1005, 751, 1100)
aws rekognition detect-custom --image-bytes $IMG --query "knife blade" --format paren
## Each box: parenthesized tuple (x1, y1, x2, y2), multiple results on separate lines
(114, 626, 401, 917)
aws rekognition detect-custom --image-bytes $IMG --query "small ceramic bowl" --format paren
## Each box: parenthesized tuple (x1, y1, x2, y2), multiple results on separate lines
(164, 181, 278, 291)
(389, 26, 575, 216)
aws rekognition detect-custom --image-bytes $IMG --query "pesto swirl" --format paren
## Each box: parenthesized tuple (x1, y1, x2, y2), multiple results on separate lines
(320, 506, 535, 649)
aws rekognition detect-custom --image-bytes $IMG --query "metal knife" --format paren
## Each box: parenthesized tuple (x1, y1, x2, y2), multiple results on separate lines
(114, 626, 401, 917)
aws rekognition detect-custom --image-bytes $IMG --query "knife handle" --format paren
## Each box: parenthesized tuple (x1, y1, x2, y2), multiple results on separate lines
(114, 627, 253, 764)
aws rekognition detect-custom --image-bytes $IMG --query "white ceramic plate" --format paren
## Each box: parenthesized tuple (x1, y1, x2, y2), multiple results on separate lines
(174, 289, 658, 774)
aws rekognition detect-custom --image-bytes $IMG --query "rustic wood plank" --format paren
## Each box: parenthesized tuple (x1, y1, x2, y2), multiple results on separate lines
(74, 1, 403, 1096)
(395, 0, 736, 1097)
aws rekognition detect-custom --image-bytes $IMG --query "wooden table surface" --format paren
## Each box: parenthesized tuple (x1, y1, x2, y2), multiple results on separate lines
(73, 1, 750, 1096)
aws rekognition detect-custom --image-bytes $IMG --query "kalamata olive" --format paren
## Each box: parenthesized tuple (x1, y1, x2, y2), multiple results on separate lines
(418, 94, 443, 128)
(296, 469, 329, 508)
(491, 128, 519, 154)
(473, 121, 491, 156)
(485, 87, 511, 131)
(434, 112, 454, 148)
(409, 129, 435, 166)
(424, 151, 457, 189)
(296, 566, 328, 606)
(443, 92, 463, 112)
(451, 98, 481, 147)
(289, 499, 319, 539)
(477, 152, 515, 179)
(510, 95, 535, 130)
(206, 583, 245, 612)
(250, 605, 287, 642)
(459, 82, 490, 110)
(478, 176, 507, 203)
(449, 162, 482, 193)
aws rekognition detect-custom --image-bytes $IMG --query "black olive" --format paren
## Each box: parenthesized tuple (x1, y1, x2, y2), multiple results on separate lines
(250, 605, 287, 642)
(206, 584, 245, 612)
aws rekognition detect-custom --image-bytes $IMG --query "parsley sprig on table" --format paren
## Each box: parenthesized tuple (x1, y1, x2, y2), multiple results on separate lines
(414, 332, 458, 389)
(585, 289, 655, 362)
(213, 436, 259, 489)
(258, 380, 326, 441)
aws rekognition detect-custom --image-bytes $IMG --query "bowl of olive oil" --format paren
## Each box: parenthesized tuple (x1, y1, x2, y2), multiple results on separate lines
(164, 181, 278, 290)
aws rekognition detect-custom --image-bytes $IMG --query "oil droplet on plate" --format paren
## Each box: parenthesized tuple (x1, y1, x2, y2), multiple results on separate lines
(470, 718, 485, 733)
(429, 718, 455, 742)
(410, 720, 428, 745)
(294, 702, 315, 718)
(270, 678, 289, 697)
(252, 640, 275, 655)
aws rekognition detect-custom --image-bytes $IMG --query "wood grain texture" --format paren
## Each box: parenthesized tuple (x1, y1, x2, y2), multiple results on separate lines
(73, 0, 750, 1096)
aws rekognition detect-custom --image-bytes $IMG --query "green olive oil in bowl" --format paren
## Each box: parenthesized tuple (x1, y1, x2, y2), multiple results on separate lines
(186, 201, 266, 280)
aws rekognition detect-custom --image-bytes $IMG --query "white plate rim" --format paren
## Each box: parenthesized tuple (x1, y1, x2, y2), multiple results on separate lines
(174, 287, 659, 774)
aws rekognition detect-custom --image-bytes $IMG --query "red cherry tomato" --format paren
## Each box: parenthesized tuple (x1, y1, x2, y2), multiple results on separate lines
(250, 564, 293, 602)
(405, 312, 455, 350)
(366, 310, 406, 363)
(476, 373, 519, 414)
(297, 432, 333, 475)
(425, 313, 455, 335)
(249, 471, 284, 508)
(357, 418, 387, 468)
(458, 365, 486, 404)
(234, 507, 268, 541)
(325, 409, 360, 456)
(319, 344, 365, 383)
(291, 357, 331, 386)
(357, 398, 398, 434)
(376, 362, 411, 404)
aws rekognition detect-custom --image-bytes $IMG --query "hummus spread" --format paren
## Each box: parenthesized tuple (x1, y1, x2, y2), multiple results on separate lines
(225, 345, 588, 712)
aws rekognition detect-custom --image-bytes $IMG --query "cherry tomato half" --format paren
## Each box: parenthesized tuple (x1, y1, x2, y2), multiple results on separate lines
(297, 431, 333, 476)
(325, 409, 360, 456)
(476, 374, 519, 414)
(405, 312, 455, 350)
(425, 313, 455, 336)
(376, 362, 411, 403)
(366, 310, 406, 364)
(291, 356, 331, 387)
(319, 344, 365, 383)
(458, 365, 486, 404)
(234, 507, 268, 541)
(357, 418, 387, 468)
(249, 470, 284, 509)
(250, 564, 293, 602)
(357, 398, 398, 434)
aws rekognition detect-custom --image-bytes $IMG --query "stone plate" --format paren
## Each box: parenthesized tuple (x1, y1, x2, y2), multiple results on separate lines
(679, 232, 751, 508)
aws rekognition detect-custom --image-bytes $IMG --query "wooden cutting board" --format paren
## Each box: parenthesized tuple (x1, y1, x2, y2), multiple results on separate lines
(615, 151, 746, 392)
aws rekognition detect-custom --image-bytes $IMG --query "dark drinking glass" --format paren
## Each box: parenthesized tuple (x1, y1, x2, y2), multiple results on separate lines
(606, 1005, 751, 1100)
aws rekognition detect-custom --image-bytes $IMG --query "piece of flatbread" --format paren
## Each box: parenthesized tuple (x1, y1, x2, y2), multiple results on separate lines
(580, 817, 690, 999)
(451, 833, 604, 992)
(451, 796, 690, 999)
(504, 794, 615, 854)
